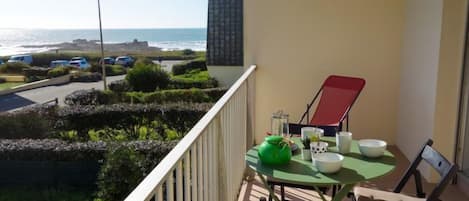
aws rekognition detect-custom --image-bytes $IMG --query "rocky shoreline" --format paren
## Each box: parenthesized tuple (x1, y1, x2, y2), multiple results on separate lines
(22, 39, 161, 52)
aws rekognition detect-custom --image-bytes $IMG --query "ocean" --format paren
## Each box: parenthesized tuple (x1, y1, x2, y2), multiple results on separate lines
(0, 28, 207, 56)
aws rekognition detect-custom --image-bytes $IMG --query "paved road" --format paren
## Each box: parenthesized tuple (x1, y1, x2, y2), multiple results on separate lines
(0, 60, 184, 112)
(0, 75, 125, 112)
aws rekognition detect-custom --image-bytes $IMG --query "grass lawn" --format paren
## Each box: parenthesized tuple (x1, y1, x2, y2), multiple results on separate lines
(0, 82, 24, 90)
(0, 186, 94, 201)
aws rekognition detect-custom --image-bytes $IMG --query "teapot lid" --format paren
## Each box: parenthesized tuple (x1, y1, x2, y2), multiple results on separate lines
(265, 135, 284, 144)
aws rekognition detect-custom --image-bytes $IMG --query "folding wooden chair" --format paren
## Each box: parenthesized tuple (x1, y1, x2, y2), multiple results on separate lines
(352, 139, 458, 201)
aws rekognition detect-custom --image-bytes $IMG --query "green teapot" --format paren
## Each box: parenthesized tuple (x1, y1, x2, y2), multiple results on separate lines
(258, 136, 292, 165)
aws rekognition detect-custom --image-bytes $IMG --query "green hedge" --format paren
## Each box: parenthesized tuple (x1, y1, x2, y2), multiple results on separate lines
(0, 105, 58, 139)
(55, 103, 212, 139)
(30, 53, 101, 67)
(71, 72, 102, 82)
(0, 62, 30, 74)
(64, 88, 227, 106)
(89, 65, 127, 76)
(48, 66, 71, 78)
(23, 67, 49, 77)
(0, 139, 176, 161)
(172, 58, 207, 75)
(169, 78, 218, 89)
(0, 103, 211, 141)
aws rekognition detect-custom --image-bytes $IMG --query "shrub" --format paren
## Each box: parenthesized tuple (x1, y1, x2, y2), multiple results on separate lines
(172, 58, 206, 75)
(0, 77, 6, 83)
(71, 72, 102, 82)
(108, 65, 126, 76)
(96, 146, 143, 201)
(182, 49, 195, 55)
(23, 67, 50, 77)
(31, 53, 100, 67)
(48, 66, 70, 78)
(126, 63, 170, 92)
(0, 62, 30, 74)
(89, 65, 126, 76)
(64, 89, 117, 106)
(96, 141, 176, 201)
(134, 57, 154, 66)
(24, 76, 45, 83)
(108, 80, 131, 93)
(0, 105, 58, 139)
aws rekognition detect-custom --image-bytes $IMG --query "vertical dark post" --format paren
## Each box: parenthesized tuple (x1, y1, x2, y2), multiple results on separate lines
(98, 0, 107, 90)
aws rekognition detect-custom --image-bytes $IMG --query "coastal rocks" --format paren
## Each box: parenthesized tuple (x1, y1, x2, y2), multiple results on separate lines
(22, 39, 161, 52)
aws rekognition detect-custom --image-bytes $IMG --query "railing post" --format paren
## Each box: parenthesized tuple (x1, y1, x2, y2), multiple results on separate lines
(244, 67, 256, 182)
(216, 114, 227, 200)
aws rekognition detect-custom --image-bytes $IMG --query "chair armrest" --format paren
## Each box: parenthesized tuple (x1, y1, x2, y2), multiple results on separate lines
(354, 187, 425, 201)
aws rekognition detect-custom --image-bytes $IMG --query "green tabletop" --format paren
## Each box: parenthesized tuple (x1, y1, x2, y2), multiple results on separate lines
(245, 137, 396, 186)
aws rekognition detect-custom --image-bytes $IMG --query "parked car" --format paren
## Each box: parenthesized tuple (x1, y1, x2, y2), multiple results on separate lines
(115, 56, 134, 67)
(7, 55, 33, 65)
(100, 57, 115, 65)
(50, 60, 70, 68)
(0, 59, 4, 65)
(70, 57, 88, 63)
(69, 60, 90, 69)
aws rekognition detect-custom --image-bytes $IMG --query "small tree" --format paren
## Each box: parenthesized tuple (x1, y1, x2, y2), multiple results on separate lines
(96, 146, 144, 201)
(126, 63, 170, 92)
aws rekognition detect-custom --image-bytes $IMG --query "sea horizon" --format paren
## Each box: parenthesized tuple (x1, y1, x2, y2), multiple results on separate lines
(0, 28, 207, 56)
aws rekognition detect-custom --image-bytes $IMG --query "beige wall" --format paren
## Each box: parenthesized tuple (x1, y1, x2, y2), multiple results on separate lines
(244, 0, 405, 144)
(397, 0, 466, 182)
(431, 0, 467, 181)
(397, 0, 443, 178)
(207, 66, 244, 87)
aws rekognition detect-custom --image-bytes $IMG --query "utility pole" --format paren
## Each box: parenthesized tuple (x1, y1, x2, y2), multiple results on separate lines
(98, 0, 107, 90)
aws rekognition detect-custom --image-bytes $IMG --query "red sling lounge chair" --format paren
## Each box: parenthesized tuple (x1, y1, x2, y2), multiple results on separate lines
(289, 75, 366, 136)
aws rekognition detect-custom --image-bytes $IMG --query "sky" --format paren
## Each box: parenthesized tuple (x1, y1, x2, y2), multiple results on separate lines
(0, 0, 208, 29)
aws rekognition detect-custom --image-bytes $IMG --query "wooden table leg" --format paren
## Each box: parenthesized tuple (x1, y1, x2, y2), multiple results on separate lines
(331, 184, 355, 201)
(257, 172, 281, 201)
(312, 186, 328, 201)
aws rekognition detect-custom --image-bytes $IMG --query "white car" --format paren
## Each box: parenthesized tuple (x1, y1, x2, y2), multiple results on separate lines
(70, 57, 88, 62)
(69, 60, 90, 69)
(50, 60, 70, 68)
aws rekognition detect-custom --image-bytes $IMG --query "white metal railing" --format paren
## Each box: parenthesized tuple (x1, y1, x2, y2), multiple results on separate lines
(125, 65, 256, 201)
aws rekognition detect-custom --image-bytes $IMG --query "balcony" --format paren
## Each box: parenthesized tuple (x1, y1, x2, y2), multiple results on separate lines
(125, 65, 469, 201)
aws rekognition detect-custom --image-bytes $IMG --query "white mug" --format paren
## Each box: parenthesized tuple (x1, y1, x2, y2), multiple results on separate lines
(310, 141, 328, 165)
(336, 131, 352, 154)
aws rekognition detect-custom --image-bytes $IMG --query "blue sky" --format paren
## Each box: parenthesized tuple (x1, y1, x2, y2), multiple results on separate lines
(0, 0, 208, 29)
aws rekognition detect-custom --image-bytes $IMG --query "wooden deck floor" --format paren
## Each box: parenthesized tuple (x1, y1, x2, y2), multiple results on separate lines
(238, 146, 469, 201)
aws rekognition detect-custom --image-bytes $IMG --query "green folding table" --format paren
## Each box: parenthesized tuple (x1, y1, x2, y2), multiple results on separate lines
(245, 137, 396, 201)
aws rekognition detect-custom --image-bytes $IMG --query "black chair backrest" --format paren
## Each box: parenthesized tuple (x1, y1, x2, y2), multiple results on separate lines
(393, 139, 458, 201)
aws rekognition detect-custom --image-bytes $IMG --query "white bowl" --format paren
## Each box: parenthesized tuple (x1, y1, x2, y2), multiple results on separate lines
(358, 139, 387, 158)
(313, 152, 344, 174)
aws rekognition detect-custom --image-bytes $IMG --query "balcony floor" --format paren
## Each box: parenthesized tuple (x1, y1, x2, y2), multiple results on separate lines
(238, 146, 469, 201)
